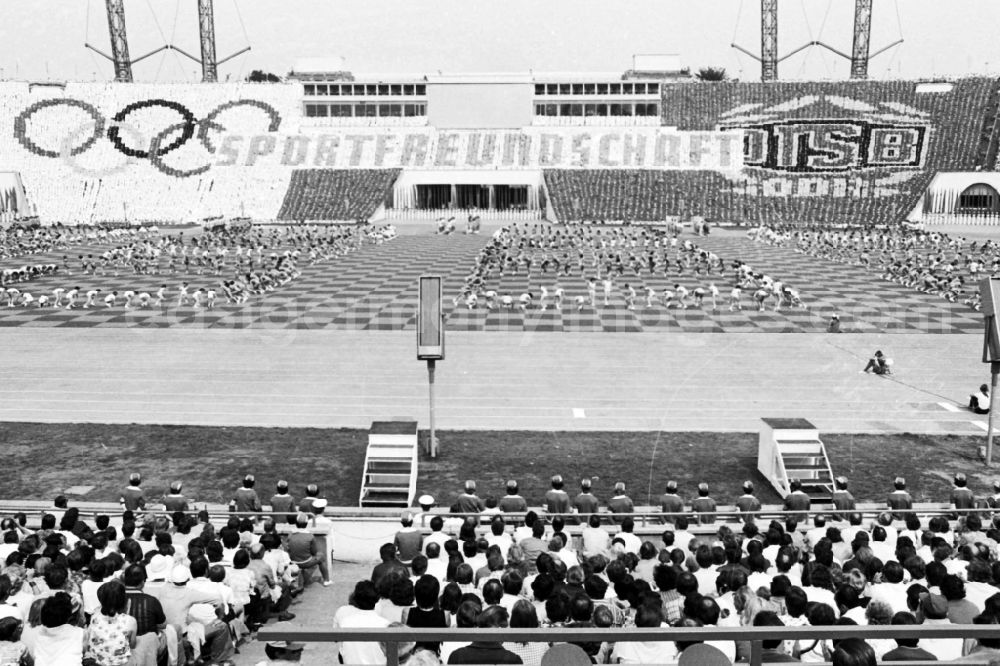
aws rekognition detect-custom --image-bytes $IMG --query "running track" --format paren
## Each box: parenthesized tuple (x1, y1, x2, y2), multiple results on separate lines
(0, 327, 990, 434)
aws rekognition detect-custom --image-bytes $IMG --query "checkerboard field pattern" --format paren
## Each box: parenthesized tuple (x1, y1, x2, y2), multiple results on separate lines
(0, 230, 982, 333)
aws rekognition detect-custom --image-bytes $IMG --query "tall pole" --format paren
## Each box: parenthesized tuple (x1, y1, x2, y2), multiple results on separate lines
(760, 0, 779, 81)
(427, 359, 437, 458)
(988, 362, 999, 466)
(198, 0, 219, 83)
(851, 0, 873, 79)
(105, 0, 133, 82)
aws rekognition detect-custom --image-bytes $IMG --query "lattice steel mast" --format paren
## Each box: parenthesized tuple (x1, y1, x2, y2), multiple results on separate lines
(104, 0, 133, 82)
(760, 0, 779, 82)
(850, 0, 873, 79)
(198, 0, 219, 82)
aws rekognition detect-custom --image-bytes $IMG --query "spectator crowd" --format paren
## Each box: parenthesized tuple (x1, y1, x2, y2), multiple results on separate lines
(331, 473, 1000, 664)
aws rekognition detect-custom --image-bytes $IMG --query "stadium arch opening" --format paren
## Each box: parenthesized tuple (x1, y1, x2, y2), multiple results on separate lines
(386, 169, 545, 221)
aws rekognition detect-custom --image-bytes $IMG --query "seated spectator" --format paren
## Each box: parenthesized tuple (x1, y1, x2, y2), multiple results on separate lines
(335, 581, 390, 665)
(881, 611, 936, 662)
(831, 638, 876, 666)
(862, 350, 890, 375)
(752, 611, 797, 662)
(394, 512, 423, 565)
(969, 383, 990, 414)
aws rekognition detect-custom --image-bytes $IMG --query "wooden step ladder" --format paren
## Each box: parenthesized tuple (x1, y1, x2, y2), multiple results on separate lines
(360, 420, 418, 508)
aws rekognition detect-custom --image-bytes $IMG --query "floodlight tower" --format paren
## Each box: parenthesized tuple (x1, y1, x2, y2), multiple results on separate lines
(170, 0, 251, 81)
(850, 0, 873, 79)
(198, 0, 219, 82)
(86, 0, 169, 81)
(105, 0, 133, 82)
(760, 0, 779, 82)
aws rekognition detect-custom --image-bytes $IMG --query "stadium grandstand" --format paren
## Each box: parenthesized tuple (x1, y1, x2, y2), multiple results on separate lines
(4, 72, 1000, 227)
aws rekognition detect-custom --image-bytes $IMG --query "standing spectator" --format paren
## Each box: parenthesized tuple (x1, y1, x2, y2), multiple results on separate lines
(498, 481, 527, 514)
(287, 514, 331, 588)
(888, 477, 913, 520)
(269, 480, 296, 524)
(233, 475, 262, 516)
(543, 476, 570, 516)
(162, 483, 187, 513)
(831, 477, 856, 519)
(87, 580, 137, 666)
(783, 479, 811, 517)
(120, 474, 146, 513)
(691, 483, 717, 525)
(572, 479, 600, 522)
(735, 481, 761, 519)
(394, 512, 423, 565)
(606, 483, 634, 522)
(658, 481, 684, 525)
(298, 484, 320, 514)
(456, 481, 485, 514)
(950, 473, 975, 516)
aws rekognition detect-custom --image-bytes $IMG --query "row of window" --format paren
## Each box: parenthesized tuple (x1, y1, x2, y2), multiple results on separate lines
(304, 103, 428, 118)
(534, 103, 660, 117)
(304, 83, 427, 97)
(534, 82, 661, 96)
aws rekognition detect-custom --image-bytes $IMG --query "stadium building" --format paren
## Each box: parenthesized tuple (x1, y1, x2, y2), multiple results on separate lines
(3, 55, 1000, 227)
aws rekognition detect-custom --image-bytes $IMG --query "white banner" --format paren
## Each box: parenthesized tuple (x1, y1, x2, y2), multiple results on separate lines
(211, 128, 745, 171)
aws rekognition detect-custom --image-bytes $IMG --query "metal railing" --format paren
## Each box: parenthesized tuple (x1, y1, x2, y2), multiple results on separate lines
(258, 624, 1000, 666)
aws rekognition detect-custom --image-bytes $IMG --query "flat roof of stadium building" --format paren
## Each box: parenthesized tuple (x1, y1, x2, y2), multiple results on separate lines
(289, 70, 686, 83)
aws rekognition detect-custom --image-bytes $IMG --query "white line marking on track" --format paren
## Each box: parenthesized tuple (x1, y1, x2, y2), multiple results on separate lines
(573, 408, 586, 419)
(938, 402, 962, 413)
(971, 421, 999, 433)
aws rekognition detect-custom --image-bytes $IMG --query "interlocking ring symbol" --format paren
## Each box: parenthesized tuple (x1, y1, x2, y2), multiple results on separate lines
(14, 97, 283, 178)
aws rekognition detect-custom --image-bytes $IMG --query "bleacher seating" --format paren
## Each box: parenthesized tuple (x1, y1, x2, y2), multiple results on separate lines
(0, 81, 304, 223)
(546, 77, 999, 225)
(277, 168, 401, 221)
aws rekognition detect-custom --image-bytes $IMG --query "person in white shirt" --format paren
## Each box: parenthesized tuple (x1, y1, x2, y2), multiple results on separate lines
(484, 519, 513, 563)
(616, 517, 642, 555)
(868, 561, 910, 613)
(423, 543, 448, 586)
(580, 514, 610, 557)
(335, 581, 390, 665)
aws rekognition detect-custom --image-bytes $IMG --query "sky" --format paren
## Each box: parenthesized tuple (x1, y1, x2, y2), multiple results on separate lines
(0, 0, 996, 83)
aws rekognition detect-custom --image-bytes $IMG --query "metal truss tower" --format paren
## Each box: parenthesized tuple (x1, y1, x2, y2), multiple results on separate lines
(851, 0, 873, 79)
(198, 0, 219, 82)
(105, 0, 133, 82)
(760, 0, 779, 81)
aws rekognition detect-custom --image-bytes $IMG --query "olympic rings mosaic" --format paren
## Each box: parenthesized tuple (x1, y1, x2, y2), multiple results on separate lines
(13, 98, 282, 177)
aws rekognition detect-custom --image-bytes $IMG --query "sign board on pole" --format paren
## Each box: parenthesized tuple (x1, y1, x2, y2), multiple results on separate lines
(417, 275, 444, 360)
(980, 278, 1000, 362)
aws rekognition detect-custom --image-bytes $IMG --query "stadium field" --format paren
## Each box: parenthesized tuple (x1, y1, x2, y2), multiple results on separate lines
(0, 226, 982, 333)
(0, 422, 991, 508)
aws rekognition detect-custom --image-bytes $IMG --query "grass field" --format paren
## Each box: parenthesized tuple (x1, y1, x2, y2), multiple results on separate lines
(0, 422, 992, 509)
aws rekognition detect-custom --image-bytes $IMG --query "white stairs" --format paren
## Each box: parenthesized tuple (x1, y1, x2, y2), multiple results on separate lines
(359, 420, 419, 508)
(758, 418, 835, 503)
